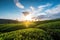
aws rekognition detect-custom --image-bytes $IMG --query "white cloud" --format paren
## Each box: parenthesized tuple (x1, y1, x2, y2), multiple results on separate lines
(36, 4, 60, 20)
(30, 4, 60, 20)
(30, 6, 35, 11)
(30, 3, 51, 16)
(38, 3, 51, 8)
(38, 3, 51, 11)
(14, 0, 24, 9)
(25, 3, 52, 19)
(45, 4, 60, 14)
(33, 3, 51, 14)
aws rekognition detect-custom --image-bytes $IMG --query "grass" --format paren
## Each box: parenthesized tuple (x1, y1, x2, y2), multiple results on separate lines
(37, 21, 60, 29)
(0, 23, 26, 32)
(0, 19, 60, 40)
(0, 28, 52, 40)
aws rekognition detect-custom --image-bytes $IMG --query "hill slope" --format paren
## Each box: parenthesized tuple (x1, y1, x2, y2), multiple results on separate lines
(0, 18, 60, 40)
(0, 19, 19, 24)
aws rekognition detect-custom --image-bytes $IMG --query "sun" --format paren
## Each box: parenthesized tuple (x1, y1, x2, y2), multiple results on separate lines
(24, 14, 32, 21)
(22, 14, 35, 27)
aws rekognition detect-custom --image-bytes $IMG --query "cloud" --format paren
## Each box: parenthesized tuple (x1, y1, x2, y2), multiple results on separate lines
(22, 12, 30, 16)
(29, 3, 51, 17)
(36, 3, 51, 13)
(45, 4, 60, 14)
(38, 3, 51, 9)
(37, 3, 51, 12)
(14, 0, 24, 9)
(30, 6, 35, 11)
(15, 1, 60, 20)
(31, 4, 60, 20)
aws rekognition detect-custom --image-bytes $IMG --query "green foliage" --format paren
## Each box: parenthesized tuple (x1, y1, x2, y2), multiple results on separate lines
(0, 28, 52, 40)
(37, 21, 60, 29)
(37, 21, 60, 40)
(0, 24, 26, 32)
(0, 19, 60, 40)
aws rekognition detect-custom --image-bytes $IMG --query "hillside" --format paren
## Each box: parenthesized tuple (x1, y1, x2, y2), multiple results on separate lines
(0, 19, 19, 24)
(0, 18, 60, 40)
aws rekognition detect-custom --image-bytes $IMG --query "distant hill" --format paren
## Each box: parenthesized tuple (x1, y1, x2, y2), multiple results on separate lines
(0, 19, 19, 24)
(35, 18, 60, 25)
(0, 18, 60, 24)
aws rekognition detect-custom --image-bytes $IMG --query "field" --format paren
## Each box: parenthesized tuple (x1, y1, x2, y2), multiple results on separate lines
(0, 19, 60, 40)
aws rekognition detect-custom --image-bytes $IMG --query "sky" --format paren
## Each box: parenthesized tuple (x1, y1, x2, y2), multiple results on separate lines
(0, 0, 60, 21)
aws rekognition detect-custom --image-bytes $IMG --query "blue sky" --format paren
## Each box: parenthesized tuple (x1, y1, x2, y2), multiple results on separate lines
(0, 0, 60, 21)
